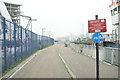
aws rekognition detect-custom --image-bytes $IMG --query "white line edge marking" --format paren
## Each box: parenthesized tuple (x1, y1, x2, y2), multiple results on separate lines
(103, 62, 111, 66)
(59, 54, 77, 79)
(9, 53, 37, 78)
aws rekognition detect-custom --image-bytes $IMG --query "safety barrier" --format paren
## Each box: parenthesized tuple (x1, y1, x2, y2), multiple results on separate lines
(69, 43, 120, 66)
(0, 17, 54, 73)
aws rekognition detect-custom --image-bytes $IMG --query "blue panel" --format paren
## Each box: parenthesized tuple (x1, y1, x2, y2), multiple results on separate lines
(92, 33, 103, 43)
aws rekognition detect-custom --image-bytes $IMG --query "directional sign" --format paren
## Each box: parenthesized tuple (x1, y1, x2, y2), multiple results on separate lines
(88, 19, 107, 33)
(92, 33, 103, 43)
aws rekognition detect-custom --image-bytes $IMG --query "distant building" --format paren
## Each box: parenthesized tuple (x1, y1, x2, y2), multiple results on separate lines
(4, 2, 21, 25)
(103, 34, 113, 41)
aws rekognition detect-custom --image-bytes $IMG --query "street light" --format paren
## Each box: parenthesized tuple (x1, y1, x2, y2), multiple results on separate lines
(16, 15, 37, 31)
(41, 28, 46, 47)
(42, 28, 46, 36)
(30, 19, 37, 32)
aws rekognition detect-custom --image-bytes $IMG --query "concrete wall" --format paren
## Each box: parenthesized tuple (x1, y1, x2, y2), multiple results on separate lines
(69, 43, 120, 66)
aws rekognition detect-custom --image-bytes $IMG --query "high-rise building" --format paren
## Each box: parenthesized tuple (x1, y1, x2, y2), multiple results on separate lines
(4, 2, 21, 25)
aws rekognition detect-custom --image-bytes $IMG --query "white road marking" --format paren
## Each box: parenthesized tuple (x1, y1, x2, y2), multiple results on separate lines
(59, 54, 77, 80)
(9, 53, 37, 78)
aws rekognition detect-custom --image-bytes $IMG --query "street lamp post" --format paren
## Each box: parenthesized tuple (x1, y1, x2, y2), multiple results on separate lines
(41, 28, 45, 47)
(30, 19, 37, 32)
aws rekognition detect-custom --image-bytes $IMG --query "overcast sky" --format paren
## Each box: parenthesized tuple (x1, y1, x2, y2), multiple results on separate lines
(3, 0, 112, 39)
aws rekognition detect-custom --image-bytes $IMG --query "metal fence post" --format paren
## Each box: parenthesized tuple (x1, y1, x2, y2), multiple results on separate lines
(30, 31, 32, 53)
(14, 22, 17, 63)
(20, 26, 23, 59)
(36, 34, 38, 50)
(2, 17, 7, 70)
(25, 28, 27, 56)
(9, 22, 12, 66)
(17, 26, 20, 60)
(39, 35, 41, 49)
(111, 49, 114, 64)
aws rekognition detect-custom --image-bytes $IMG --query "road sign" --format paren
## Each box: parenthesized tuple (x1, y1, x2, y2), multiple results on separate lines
(88, 19, 107, 33)
(92, 33, 103, 43)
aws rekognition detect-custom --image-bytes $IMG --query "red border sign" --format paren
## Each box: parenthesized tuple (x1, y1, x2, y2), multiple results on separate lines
(88, 19, 107, 33)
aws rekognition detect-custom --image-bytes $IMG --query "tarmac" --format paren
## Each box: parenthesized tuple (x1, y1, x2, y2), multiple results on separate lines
(2, 43, 118, 79)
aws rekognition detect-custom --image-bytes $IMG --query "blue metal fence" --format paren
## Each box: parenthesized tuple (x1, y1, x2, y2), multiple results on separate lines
(0, 17, 54, 73)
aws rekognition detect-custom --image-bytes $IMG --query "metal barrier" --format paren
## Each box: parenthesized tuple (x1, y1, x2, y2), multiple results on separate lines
(69, 43, 119, 66)
(0, 17, 54, 73)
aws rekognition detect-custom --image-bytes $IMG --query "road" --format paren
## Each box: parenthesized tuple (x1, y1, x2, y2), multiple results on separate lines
(10, 43, 118, 78)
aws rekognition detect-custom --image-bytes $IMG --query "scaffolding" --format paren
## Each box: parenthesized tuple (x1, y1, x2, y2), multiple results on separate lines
(4, 2, 21, 25)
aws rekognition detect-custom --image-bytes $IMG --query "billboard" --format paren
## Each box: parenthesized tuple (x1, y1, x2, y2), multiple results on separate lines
(88, 19, 107, 33)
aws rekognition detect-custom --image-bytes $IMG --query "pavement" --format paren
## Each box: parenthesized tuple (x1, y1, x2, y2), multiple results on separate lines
(4, 43, 118, 78)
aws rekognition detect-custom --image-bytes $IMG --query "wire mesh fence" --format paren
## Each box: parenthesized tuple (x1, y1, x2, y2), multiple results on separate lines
(0, 17, 54, 73)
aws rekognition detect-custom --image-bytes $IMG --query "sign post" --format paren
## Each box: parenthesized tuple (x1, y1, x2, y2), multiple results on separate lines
(88, 15, 106, 80)
(92, 32, 103, 80)
(96, 40, 99, 80)
(95, 15, 99, 80)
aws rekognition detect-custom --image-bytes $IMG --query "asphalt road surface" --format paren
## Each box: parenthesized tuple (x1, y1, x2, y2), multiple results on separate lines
(11, 43, 118, 78)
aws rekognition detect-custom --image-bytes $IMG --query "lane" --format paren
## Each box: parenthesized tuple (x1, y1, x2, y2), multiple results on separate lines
(8, 43, 118, 78)
(58, 44, 118, 78)
(12, 44, 70, 78)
